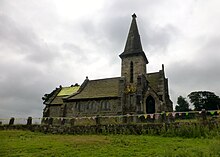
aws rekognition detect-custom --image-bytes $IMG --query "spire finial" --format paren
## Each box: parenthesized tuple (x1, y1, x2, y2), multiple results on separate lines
(132, 13, 137, 18)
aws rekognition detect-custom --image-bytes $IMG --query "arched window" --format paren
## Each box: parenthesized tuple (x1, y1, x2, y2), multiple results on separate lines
(130, 61, 134, 83)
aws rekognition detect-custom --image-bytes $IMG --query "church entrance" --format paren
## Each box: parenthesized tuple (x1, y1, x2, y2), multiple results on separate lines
(146, 96, 155, 113)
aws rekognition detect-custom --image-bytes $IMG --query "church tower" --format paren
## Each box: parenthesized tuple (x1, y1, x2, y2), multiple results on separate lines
(119, 14, 148, 84)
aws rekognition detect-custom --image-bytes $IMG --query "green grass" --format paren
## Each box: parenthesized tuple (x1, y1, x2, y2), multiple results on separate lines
(1, 130, 220, 157)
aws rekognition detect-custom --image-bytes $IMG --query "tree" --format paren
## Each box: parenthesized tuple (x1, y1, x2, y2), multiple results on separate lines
(175, 96, 190, 112)
(188, 91, 220, 110)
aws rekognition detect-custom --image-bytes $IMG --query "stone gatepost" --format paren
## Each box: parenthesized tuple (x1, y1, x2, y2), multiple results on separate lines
(70, 118, 75, 126)
(95, 115, 100, 125)
(48, 118, 53, 125)
(27, 117, 32, 125)
(9, 117, 15, 125)
(201, 109, 207, 123)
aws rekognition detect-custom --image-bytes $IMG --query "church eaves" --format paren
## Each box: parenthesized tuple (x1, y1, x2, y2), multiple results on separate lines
(119, 13, 148, 64)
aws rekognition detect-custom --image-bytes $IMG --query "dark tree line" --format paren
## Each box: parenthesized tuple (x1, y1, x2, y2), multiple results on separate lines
(175, 91, 220, 112)
(175, 96, 190, 112)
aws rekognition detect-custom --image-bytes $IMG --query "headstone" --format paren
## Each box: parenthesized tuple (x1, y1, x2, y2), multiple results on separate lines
(27, 117, 32, 125)
(70, 118, 75, 126)
(9, 117, 15, 125)
(48, 118, 53, 125)
(95, 115, 100, 125)
(201, 109, 207, 122)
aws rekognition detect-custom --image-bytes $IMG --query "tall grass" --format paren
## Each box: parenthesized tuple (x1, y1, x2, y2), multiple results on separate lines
(98, 122, 220, 138)
(1, 130, 220, 157)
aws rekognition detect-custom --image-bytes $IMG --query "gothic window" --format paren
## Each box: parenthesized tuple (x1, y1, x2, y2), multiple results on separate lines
(130, 95, 134, 107)
(102, 101, 107, 111)
(136, 95, 141, 105)
(101, 101, 111, 111)
(106, 101, 111, 111)
(75, 102, 81, 112)
(130, 61, 134, 83)
(91, 102, 94, 110)
(86, 103, 90, 110)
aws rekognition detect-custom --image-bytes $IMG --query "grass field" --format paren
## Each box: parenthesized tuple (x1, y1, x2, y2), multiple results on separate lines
(1, 130, 220, 157)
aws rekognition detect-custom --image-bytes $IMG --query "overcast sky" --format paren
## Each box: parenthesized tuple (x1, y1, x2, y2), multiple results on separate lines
(1, 0, 220, 118)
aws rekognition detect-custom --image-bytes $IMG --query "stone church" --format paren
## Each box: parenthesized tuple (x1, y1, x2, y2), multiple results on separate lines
(42, 14, 173, 118)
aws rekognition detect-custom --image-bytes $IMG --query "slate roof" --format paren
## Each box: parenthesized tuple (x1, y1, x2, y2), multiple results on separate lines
(50, 96, 64, 105)
(147, 72, 162, 93)
(68, 77, 120, 100)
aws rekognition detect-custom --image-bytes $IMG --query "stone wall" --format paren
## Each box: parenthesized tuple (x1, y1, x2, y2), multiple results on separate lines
(65, 98, 122, 117)
(49, 105, 61, 117)
(1, 121, 219, 137)
(2, 111, 219, 137)
(0, 124, 162, 135)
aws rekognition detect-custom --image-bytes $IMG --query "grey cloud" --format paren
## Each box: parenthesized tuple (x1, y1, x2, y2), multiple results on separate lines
(70, 0, 180, 65)
(62, 42, 89, 62)
(142, 24, 179, 54)
(197, 36, 220, 64)
(0, 60, 57, 118)
(0, 14, 60, 64)
(167, 35, 220, 105)
(0, 10, 63, 118)
(102, 16, 129, 48)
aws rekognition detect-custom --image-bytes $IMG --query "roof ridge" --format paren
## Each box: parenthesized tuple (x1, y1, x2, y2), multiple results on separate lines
(64, 78, 89, 100)
(147, 71, 160, 75)
(89, 77, 120, 82)
(46, 87, 62, 104)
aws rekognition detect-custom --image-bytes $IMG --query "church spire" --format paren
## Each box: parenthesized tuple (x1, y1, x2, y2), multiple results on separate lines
(119, 13, 148, 63)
